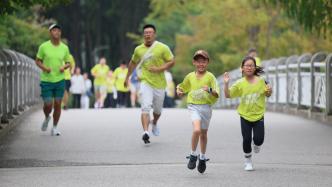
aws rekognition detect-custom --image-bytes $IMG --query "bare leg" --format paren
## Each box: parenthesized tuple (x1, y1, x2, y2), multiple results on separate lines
(199, 129, 208, 154)
(141, 113, 150, 131)
(130, 91, 136, 107)
(191, 120, 201, 152)
(63, 91, 69, 108)
(53, 100, 62, 126)
(43, 102, 53, 118)
(152, 112, 161, 125)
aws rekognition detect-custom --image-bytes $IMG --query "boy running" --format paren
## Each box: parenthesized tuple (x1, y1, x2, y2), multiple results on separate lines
(177, 50, 219, 174)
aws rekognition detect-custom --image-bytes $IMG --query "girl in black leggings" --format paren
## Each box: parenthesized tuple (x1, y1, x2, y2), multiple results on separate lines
(223, 56, 272, 171)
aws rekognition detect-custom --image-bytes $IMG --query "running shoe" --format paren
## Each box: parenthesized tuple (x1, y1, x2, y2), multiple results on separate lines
(186, 154, 198, 170)
(41, 116, 51, 131)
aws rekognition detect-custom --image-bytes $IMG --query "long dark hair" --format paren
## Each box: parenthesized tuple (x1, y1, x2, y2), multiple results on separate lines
(241, 56, 264, 76)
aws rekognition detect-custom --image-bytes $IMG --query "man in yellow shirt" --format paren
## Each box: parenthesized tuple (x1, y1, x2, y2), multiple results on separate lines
(113, 61, 129, 108)
(63, 54, 75, 110)
(124, 24, 175, 144)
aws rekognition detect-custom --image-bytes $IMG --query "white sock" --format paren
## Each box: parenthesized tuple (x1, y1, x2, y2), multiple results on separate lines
(190, 151, 197, 156)
(143, 131, 149, 135)
(200, 154, 206, 160)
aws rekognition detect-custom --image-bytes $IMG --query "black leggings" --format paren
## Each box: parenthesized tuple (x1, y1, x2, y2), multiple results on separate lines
(72, 94, 81, 108)
(117, 91, 130, 107)
(240, 117, 265, 154)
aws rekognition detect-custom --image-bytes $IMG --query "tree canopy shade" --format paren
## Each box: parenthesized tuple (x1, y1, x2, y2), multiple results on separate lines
(263, 0, 332, 35)
(0, 0, 71, 15)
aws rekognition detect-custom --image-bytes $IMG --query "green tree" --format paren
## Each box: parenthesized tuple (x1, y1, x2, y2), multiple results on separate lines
(0, 0, 71, 15)
(263, 0, 332, 35)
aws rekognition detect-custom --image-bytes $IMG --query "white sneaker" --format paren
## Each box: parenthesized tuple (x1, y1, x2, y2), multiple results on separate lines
(41, 116, 51, 131)
(244, 158, 254, 171)
(151, 124, 160, 136)
(51, 127, 61, 136)
(253, 145, 261, 153)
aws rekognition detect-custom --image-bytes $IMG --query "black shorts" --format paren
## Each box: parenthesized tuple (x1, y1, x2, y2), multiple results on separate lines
(65, 80, 71, 92)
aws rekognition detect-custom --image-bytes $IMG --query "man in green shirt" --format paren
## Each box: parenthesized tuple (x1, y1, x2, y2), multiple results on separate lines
(124, 24, 175, 144)
(35, 24, 71, 136)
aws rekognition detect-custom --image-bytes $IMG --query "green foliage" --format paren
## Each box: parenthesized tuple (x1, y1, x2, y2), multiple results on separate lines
(0, 15, 49, 58)
(0, 0, 71, 15)
(262, 0, 332, 35)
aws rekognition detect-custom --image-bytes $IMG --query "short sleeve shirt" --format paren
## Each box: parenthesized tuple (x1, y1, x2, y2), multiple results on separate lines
(36, 40, 70, 83)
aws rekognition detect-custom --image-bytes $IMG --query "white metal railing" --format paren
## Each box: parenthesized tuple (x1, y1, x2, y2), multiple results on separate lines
(216, 52, 332, 116)
(0, 49, 41, 123)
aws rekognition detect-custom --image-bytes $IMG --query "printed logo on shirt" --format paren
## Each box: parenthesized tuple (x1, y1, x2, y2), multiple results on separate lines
(191, 89, 207, 100)
(241, 93, 259, 105)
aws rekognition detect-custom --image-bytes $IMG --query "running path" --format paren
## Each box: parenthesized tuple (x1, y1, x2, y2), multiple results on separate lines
(0, 109, 331, 186)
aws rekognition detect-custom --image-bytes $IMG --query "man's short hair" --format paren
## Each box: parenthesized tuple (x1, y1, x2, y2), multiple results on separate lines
(143, 24, 156, 32)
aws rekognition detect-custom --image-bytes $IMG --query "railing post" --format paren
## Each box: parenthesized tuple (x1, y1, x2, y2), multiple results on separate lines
(5, 50, 20, 115)
(6, 51, 14, 119)
(297, 54, 311, 109)
(0, 50, 9, 123)
(310, 52, 327, 113)
(326, 53, 332, 115)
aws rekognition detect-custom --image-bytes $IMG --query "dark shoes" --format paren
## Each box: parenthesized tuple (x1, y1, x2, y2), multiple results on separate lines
(186, 154, 198, 169)
(197, 158, 209, 173)
(142, 133, 150, 144)
(187, 155, 209, 173)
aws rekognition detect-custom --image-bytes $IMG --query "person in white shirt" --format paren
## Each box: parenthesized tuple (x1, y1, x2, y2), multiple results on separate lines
(70, 67, 85, 108)
(81, 72, 92, 109)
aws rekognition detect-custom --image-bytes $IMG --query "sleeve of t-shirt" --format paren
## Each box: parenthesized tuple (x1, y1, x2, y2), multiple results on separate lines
(69, 55, 75, 67)
(131, 47, 139, 64)
(178, 74, 190, 93)
(64, 46, 71, 62)
(211, 75, 220, 96)
(229, 80, 241, 98)
(36, 45, 44, 60)
(112, 68, 119, 80)
(91, 65, 97, 75)
(162, 45, 174, 62)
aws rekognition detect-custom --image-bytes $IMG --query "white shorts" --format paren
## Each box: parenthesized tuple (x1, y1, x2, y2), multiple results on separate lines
(139, 82, 165, 114)
(94, 85, 107, 95)
(188, 104, 212, 130)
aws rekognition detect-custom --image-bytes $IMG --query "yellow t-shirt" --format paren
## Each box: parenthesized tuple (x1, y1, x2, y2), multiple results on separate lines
(255, 57, 261, 66)
(113, 67, 129, 92)
(91, 64, 110, 86)
(64, 54, 75, 80)
(229, 76, 266, 122)
(131, 41, 174, 89)
(178, 71, 220, 105)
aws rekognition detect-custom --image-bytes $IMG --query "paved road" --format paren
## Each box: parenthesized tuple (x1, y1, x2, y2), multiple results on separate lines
(0, 108, 331, 186)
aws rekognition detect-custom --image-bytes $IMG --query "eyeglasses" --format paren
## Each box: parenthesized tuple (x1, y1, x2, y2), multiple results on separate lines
(243, 65, 255, 68)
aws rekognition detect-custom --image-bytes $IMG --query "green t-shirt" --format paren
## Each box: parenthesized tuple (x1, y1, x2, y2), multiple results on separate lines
(91, 64, 110, 86)
(178, 71, 220, 105)
(131, 41, 174, 89)
(113, 67, 129, 92)
(229, 76, 266, 122)
(36, 40, 70, 83)
(64, 54, 75, 80)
